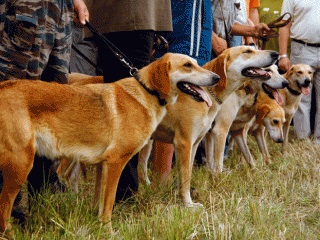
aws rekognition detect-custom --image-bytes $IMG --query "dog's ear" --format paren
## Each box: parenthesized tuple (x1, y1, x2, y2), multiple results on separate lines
(284, 66, 294, 80)
(256, 104, 270, 124)
(148, 56, 171, 98)
(209, 53, 227, 92)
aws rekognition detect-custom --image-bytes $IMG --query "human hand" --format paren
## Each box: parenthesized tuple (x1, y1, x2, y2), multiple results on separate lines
(73, 0, 89, 25)
(278, 56, 291, 73)
(212, 36, 227, 56)
(254, 23, 270, 38)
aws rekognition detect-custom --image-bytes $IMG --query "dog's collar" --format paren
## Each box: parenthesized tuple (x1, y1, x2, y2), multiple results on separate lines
(133, 72, 167, 106)
(206, 87, 222, 104)
(287, 86, 301, 96)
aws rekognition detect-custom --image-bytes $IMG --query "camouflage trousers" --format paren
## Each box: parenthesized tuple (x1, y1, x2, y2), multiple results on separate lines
(0, 0, 74, 83)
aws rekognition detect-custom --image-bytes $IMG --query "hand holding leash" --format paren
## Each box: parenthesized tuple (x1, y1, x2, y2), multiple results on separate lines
(260, 12, 292, 49)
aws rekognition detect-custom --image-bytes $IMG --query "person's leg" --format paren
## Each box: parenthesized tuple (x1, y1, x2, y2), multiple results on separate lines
(69, 24, 100, 76)
(290, 41, 313, 138)
(152, 141, 174, 185)
(293, 93, 312, 138)
(312, 70, 320, 142)
(27, 155, 65, 198)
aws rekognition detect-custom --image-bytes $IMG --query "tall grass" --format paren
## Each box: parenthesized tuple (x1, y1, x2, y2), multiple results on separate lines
(12, 128, 320, 239)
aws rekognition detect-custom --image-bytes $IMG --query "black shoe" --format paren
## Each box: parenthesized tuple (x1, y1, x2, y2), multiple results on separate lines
(11, 206, 27, 224)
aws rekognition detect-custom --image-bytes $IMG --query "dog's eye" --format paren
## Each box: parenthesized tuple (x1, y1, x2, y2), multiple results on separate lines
(297, 71, 303, 74)
(308, 71, 313, 74)
(244, 49, 253, 54)
(183, 62, 193, 68)
(273, 120, 279, 125)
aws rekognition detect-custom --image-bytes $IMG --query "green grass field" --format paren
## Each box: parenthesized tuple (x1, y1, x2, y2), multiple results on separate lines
(7, 128, 320, 240)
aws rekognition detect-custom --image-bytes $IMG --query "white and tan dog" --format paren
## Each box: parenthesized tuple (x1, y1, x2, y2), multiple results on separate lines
(229, 90, 286, 166)
(0, 53, 219, 235)
(138, 46, 280, 206)
(204, 64, 288, 172)
(279, 64, 313, 155)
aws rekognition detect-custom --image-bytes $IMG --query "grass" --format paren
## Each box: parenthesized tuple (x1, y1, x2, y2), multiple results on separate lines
(10, 127, 320, 239)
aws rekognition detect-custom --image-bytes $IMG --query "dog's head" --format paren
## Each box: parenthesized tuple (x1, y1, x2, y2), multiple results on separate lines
(204, 46, 279, 93)
(256, 92, 286, 143)
(284, 64, 313, 96)
(227, 46, 279, 80)
(260, 65, 289, 105)
(145, 53, 220, 106)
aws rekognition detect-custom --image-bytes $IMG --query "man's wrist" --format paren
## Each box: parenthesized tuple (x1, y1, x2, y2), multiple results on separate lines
(279, 54, 288, 59)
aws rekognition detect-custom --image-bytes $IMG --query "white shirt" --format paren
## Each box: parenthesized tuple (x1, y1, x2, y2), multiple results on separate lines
(281, 0, 320, 44)
(236, 0, 248, 25)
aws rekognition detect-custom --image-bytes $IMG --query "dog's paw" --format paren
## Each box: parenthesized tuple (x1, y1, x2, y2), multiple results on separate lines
(145, 178, 151, 186)
(185, 202, 204, 208)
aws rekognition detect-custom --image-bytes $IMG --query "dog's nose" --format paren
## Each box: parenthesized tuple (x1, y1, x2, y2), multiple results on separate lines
(304, 79, 311, 86)
(212, 74, 220, 84)
(270, 51, 279, 60)
(276, 138, 284, 143)
(282, 81, 289, 88)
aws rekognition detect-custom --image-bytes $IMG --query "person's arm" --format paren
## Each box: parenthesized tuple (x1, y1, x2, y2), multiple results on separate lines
(243, 18, 257, 45)
(249, 7, 260, 25)
(278, 21, 292, 72)
(212, 31, 227, 56)
(73, 0, 89, 25)
(232, 22, 269, 38)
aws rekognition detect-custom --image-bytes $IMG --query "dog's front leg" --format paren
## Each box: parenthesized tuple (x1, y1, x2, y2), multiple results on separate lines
(282, 117, 292, 156)
(232, 129, 256, 168)
(98, 160, 126, 233)
(211, 128, 229, 173)
(175, 137, 202, 207)
(204, 130, 215, 171)
(253, 126, 272, 165)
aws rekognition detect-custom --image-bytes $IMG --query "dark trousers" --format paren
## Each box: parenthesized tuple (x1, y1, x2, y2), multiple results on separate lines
(97, 30, 155, 82)
(96, 30, 155, 201)
(27, 155, 62, 197)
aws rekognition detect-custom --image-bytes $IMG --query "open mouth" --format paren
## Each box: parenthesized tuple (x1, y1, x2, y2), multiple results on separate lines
(262, 83, 284, 105)
(241, 67, 271, 80)
(297, 81, 311, 95)
(177, 82, 212, 107)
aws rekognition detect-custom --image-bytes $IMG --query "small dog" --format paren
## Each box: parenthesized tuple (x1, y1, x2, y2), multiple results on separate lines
(278, 64, 313, 155)
(230, 89, 286, 166)
(0, 53, 219, 235)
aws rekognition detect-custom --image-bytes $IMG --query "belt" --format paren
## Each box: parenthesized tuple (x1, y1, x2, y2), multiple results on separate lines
(292, 39, 320, 48)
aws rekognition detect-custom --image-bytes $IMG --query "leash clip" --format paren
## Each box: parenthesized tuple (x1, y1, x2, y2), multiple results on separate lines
(129, 67, 139, 77)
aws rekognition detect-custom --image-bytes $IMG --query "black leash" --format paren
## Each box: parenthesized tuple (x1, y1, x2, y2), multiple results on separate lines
(85, 21, 167, 106)
(85, 21, 139, 77)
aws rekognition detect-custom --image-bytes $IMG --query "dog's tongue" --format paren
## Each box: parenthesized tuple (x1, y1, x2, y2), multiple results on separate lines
(301, 86, 311, 95)
(255, 68, 268, 75)
(192, 85, 212, 107)
(273, 90, 284, 106)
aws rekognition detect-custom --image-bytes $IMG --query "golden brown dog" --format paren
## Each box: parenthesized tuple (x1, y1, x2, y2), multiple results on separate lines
(229, 90, 286, 166)
(0, 53, 219, 235)
(138, 46, 280, 206)
(278, 64, 313, 156)
(205, 64, 288, 172)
